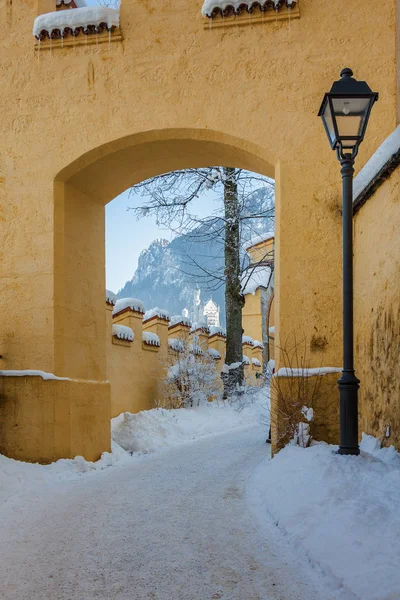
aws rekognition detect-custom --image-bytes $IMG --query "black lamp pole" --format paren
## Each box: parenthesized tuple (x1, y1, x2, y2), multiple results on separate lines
(318, 68, 378, 456)
(337, 152, 360, 455)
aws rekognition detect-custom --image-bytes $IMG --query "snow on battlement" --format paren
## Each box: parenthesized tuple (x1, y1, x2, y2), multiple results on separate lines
(112, 324, 134, 342)
(244, 232, 275, 252)
(252, 358, 261, 367)
(189, 344, 203, 356)
(253, 340, 264, 349)
(242, 355, 251, 365)
(142, 332, 161, 347)
(143, 307, 171, 323)
(241, 265, 272, 296)
(168, 338, 185, 353)
(209, 326, 226, 337)
(208, 348, 221, 360)
(113, 298, 145, 316)
(33, 7, 120, 40)
(169, 315, 192, 328)
(202, 0, 296, 18)
(242, 335, 254, 346)
(190, 321, 210, 334)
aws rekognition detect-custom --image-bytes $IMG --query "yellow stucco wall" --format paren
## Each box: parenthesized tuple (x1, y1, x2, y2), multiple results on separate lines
(354, 170, 400, 449)
(242, 289, 263, 342)
(0, 0, 398, 460)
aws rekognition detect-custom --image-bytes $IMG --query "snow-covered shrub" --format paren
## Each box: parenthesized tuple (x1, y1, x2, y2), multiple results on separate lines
(159, 337, 221, 409)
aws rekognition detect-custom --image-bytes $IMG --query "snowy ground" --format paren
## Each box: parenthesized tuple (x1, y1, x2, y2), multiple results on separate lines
(0, 389, 399, 599)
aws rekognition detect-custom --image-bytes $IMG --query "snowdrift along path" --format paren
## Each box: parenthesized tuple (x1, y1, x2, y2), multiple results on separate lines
(0, 425, 338, 600)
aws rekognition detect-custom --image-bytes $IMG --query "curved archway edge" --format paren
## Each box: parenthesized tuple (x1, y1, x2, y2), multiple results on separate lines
(55, 128, 276, 204)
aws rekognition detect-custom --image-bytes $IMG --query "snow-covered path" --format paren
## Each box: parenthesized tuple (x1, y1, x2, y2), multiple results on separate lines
(0, 426, 337, 600)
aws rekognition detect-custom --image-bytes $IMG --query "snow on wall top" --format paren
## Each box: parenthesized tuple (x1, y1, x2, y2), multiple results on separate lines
(169, 315, 192, 328)
(252, 358, 261, 367)
(113, 298, 145, 316)
(143, 307, 171, 323)
(112, 324, 134, 342)
(242, 335, 254, 345)
(209, 326, 226, 337)
(33, 7, 119, 39)
(190, 321, 210, 333)
(353, 125, 400, 201)
(242, 355, 250, 365)
(142, 332, 161, 347)
(253, 340, 264, 348)
(241, 266, 272, 295)
(168, 338, 185, 353)
(269, 326, 275, 335)
(202, 0, 296, 18)
(244, 232, 275, 252)
(275, 367, 342, 378)
(208, 348, 221, 359)
(189, 344, 203, 355)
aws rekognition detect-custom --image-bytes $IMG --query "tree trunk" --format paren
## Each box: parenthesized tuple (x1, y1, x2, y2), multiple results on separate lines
(222, 167, 245, 397)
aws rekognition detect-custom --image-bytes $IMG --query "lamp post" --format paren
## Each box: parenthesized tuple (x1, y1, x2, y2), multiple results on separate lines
(318, 68, 378, 455)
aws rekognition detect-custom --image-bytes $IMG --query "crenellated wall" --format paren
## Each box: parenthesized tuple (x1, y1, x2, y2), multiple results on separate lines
(107, 303, 264, 417)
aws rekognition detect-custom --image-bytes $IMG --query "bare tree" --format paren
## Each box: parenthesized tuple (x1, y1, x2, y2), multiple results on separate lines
(128, 167, 274, 396)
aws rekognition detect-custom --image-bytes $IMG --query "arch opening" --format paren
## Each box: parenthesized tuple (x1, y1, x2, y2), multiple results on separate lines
(53, 129, 277, 381)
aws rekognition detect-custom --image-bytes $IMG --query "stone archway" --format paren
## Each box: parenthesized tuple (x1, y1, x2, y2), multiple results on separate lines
(0, 0, 397, 462)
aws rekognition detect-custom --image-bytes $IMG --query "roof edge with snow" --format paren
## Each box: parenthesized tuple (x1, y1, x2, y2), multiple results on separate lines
(353, 126, 400, 214)
(202, 0, 297, 19)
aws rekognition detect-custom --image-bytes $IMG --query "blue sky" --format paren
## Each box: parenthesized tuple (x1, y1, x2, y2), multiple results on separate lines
(106, 189, 217, 293)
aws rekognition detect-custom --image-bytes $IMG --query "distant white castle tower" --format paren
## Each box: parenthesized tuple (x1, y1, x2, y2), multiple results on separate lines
(203, 298, 220, 328)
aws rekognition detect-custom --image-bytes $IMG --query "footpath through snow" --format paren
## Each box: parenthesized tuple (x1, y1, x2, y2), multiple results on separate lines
(0, 389, 399, 599)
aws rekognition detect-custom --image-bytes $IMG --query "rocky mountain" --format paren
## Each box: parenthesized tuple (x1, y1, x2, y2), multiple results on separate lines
(116, 236, 226, 323)
(114, 186, 274, 324)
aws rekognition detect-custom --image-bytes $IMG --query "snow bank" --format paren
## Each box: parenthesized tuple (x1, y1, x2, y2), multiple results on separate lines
(143, 307, 170, 322)
(168, 338, 184, 353)
(248, 435, 400, 600)
(142, 332, 161, 347)
(244, 231, 274, 252)
(241, 265, 271, 295)
(209, 325, 226, 337)
(0, 441, 133, 505)
(274, 367, 342, 377)
(353, 125, 400, 201)
(112, 393, 264, 454)
(0, 390, 265, 506)
(113, 297, 144, 316)
(33, 7, 120, 39)
(170, 315, 192, 328)
(112, 324, 134, 342)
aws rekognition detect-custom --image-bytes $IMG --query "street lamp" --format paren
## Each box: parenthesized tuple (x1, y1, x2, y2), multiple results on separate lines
(318, 68, 378, 455)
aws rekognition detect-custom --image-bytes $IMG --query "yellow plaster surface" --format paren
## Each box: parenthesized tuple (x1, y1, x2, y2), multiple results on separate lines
(354, 170, 400, 449)
(0, 0, 398, 459)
